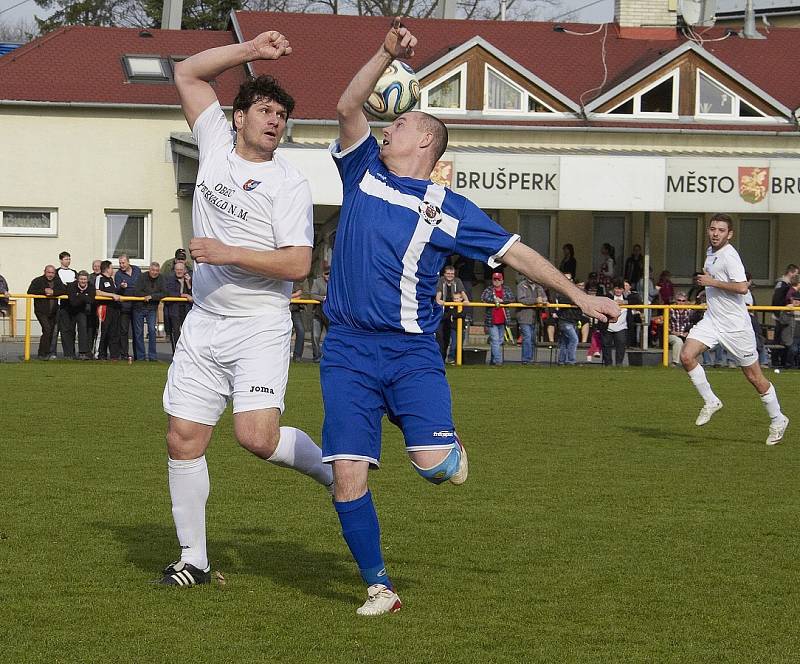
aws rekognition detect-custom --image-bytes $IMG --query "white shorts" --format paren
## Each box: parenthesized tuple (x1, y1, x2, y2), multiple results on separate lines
(163, 307, 291, 426)
(687, 316, 758, 367)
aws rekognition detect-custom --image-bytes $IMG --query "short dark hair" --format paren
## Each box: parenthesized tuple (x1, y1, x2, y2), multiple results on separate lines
(415, 112, 448, 165)
(612, 278, 624, 289)
(77, 270, 89, 278)
(59, 251, 70, 260)
(786, 264, 799, 274)
(100, 260, 113, 272)
(709, 213, 733, 229)
(232, 76, 295, 130)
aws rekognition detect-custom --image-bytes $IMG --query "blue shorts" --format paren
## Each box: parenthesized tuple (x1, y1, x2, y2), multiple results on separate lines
(320, 326, 457, 467)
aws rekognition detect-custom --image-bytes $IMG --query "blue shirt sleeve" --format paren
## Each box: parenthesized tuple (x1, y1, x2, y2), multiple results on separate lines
(453, 197, 519, 268)
(329, 133, 381, 193)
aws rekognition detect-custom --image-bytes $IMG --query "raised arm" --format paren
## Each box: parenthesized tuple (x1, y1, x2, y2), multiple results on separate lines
(501, 242, 621, 323)
(174, 31, 292, 129)
(336, 17, 417, 151)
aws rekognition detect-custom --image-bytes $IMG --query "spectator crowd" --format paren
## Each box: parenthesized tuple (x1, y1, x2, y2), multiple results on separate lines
(2, 246, 798, 368)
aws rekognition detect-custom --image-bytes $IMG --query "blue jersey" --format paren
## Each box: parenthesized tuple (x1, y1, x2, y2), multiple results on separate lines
(325, 133, 518, 334)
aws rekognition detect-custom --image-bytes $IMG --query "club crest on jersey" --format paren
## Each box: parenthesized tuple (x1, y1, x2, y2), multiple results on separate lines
(418, 201, 442, 226)
(242, 179, 262, 191)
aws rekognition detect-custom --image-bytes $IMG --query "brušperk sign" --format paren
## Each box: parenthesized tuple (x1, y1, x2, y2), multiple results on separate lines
(446, 154, 560, 209)
(280, 149, 800, 212)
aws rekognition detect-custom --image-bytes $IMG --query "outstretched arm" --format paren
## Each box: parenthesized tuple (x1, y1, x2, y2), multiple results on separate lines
(336, 17, 417, 151)
(174, 31, 292, 129)
(501, 242, 621, 323)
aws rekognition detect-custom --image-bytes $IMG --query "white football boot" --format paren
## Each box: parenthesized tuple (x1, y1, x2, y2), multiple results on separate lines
(449, 438, 469, 486)
(695, 401, 723, 426)
(766, 415, 789, 446)
(356, 584, 402, 616)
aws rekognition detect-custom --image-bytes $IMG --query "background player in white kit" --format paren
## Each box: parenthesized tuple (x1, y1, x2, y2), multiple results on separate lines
(680, 214, 789, 445)
(158, 31, 333, 586)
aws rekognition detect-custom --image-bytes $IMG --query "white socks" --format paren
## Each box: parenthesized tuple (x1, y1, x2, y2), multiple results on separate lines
(760, 383, 783, 421)
(168, 455, 209, 570)
(687, 365, 720, 404)
(267, 426, 333, 488)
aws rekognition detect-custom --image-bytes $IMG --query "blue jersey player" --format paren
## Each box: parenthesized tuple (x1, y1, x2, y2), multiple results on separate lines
(324, 18, 622, 615)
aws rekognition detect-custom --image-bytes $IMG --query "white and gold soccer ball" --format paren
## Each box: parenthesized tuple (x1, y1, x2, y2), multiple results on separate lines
(363, 60, 420, 121)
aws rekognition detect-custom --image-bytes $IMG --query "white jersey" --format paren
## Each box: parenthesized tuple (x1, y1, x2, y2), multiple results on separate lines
(190, 101, 314, 317)
(703, 243, 751, 332)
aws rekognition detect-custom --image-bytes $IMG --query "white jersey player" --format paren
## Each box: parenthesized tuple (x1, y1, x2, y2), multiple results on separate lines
(680, 213, 788, 445)
(158, 31, 333, 587)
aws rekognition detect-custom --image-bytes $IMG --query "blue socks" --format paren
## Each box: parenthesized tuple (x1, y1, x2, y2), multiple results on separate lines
(334, 491, 392, 589)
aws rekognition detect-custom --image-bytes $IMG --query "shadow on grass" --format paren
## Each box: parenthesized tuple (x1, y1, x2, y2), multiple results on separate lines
(620, 425, 707, 444)
(97, 521, 378, 603)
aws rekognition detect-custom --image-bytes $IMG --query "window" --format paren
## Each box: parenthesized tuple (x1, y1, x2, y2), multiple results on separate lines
(123, 55, 171, 82)
(486, 67, 522, 111)
(592, 215, 626, 276)
(519, 213, 551, 260)
(606, 70, 678, 117)
(422, 64, 467, 112)
(106, 211, 150, 264)
(695, 71, 767, 119)
(738, 217, 772, 281)
(666, 216, 699, 279)
(484, 65, 556, 114)
(0, 208, 57, 236)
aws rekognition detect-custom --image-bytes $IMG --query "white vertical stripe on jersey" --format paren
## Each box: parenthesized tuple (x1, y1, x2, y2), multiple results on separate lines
(399, 184, 447, 333)
(358, 172, 460, 333)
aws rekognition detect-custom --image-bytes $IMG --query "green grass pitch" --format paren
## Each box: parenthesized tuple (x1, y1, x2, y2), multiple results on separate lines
(1, 361, 798, 663)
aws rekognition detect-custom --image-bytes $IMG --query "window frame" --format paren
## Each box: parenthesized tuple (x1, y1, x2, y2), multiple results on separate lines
(421, 63, 468, 114)
(736, 215, 775, 285)
(104, 209, 152, 267)
(664, 215, 702, 281)
(605, 70, 680, 119)
(695, 70, 769, 121)
(0, 207, 58, 237)
(483, 64, 557, 116)
(122, 55, 173, 83)
(518, 211, 554, 262)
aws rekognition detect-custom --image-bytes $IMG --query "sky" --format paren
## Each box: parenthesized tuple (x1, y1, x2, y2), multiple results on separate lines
(0, 0, 615, 30)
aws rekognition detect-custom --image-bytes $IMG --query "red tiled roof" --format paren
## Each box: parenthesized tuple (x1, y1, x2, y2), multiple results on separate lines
(0, 25, 243, 105)
(235, 12, 800, 118)
(3, 13, 800, 127)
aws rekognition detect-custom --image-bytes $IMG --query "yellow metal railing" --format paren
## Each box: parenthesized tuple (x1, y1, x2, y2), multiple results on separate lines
(4, 294, 794, 367)
(445, 301, 794, 367)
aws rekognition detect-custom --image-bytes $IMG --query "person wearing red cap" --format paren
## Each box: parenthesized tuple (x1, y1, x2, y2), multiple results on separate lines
(480, 272, 514, 365)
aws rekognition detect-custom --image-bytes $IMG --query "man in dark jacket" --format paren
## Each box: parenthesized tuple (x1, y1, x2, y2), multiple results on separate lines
(96, 260, 122, 360)
(133, 261, 167, 361)
(27, 265, 66, 359)
(164, 261, 192, 352)
(114, 253, 142, 361)
(65, 270, 96, 360)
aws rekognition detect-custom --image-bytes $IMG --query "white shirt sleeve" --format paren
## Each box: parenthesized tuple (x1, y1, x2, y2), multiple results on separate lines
(725, 248, 747, 283)
(273, 175, 314, 248)
(192, 100, 234, 159)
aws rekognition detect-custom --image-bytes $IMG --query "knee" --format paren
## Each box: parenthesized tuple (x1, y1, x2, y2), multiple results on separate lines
(166, 427, 205, 460)
(410, 444, 461, 485)
(236, 425, 280, 459)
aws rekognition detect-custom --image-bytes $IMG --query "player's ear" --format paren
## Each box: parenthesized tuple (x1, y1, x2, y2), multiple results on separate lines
(233, 109, 244, 131)
(418, 131, 434, 149)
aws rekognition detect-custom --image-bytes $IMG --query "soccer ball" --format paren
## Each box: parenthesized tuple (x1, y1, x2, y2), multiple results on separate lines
(363, 60, 420, 121)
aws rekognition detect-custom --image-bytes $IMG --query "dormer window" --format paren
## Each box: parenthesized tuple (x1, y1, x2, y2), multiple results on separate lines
(422, 64, 467, 112)
(606, 70, 679, 117)
(484, 65, 555, 114)
(696, 70, 767, 119)
(123, 55, 171, 83)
